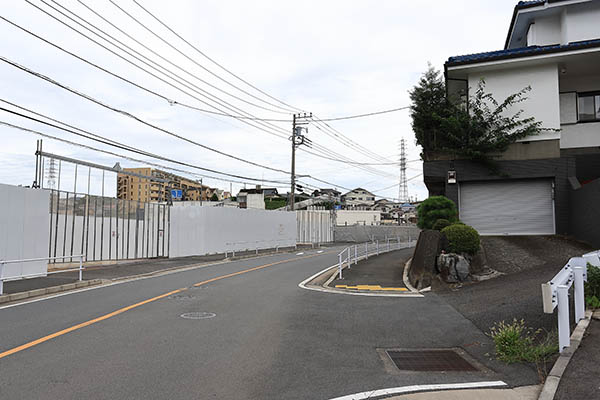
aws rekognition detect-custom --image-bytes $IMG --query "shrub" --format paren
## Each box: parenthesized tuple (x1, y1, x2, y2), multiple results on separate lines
(585, 263, 600, 309)
(417, 196, 458, 229)
(441, 223, 480, 255)
(432, 219, 451, 231)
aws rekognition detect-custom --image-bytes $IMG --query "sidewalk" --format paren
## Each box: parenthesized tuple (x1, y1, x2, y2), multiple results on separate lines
(1, 245, 312, 296)
(554, 317, 600, 400)
(386, 385, 541, 399)
(329, 247, 413, 291)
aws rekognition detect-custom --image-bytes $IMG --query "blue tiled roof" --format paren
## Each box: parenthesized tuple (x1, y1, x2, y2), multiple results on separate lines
(447, 39, 600, 66)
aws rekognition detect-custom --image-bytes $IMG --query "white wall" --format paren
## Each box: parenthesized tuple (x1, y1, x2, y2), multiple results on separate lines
(563, 2, 600, 44)
(468, 63, 561, 141)
(336, 210, 381, 226)
(527, 15, 561, 46)
(0, 184, 49, 280)
(297, 210, 333, 243)
(560, 122, 600, 148)
(169, 207, 296, 257)
(247, 193, 265, 209)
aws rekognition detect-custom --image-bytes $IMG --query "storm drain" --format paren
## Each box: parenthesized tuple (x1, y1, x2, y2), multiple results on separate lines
(180, 312, 216, 320)
(386, 349, 478, 372)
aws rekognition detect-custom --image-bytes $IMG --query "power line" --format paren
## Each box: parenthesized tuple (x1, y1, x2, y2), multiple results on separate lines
(0, 57, 294, 175)
(318, 106, 410, 122)
(104, 0, 295, 114)
(0, 116, 290, 186)
(130, 0, 303, 114)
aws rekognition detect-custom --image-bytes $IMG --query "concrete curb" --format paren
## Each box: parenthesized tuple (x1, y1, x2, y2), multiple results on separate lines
(0, 279, 103, 304)
(537, 309, 593, 400)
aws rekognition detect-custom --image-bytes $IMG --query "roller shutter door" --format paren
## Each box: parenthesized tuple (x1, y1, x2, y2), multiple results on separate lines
(459, 180, 555, 235)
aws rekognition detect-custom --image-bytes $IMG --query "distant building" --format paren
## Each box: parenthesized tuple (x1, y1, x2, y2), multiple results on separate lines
(312, 188, 341, 202)
(116, 167, 213, 203)
(341, 188, 376, 208)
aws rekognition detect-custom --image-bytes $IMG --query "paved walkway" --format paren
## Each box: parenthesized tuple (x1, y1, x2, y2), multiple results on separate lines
(329, 248, 411, 291)
(555, 318, 600, 399)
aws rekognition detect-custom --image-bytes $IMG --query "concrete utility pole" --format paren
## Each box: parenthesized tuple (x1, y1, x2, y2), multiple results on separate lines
(289, 113, 312, 211)
(290, 114, 297, 211)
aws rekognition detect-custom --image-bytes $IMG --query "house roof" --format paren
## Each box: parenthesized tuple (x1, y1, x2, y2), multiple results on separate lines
(446, 38, 600, 67)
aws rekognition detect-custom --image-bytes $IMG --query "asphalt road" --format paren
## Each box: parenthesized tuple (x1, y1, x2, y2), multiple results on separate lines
(0, 246, 538, 400)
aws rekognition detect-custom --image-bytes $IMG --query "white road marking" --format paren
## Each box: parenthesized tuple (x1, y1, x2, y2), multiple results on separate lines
(296, 252, 305, 255)
(298, 264, 424, 298)
(317, 250, 324, 253)
(328, 381, 508, 400)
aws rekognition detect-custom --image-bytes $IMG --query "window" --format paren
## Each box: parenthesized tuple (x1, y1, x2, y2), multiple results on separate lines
(578, 93, 600, 122)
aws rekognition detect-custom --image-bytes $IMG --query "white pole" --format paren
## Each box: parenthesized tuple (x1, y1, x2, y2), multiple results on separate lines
(338, 253, 343, 279)
(376, 240, 379, 255)
(347, 247, 351, 269)
(557, 285, 570, 352)
(365, 242, 368, 259)
(78, 255, 83, 281)
(574, 266, 585, 323)
(354, 245, 358, 265)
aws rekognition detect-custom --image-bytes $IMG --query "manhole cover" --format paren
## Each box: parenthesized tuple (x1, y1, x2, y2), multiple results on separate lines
(180, 312, 216, 320)
(386, 349, 478, 372)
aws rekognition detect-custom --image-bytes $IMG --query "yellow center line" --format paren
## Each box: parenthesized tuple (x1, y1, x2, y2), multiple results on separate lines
(0, 249, 337, 360)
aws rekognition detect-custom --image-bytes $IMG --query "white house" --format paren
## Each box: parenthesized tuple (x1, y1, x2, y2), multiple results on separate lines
(425, 0, 600, 242)
(341, 188, 376, 208)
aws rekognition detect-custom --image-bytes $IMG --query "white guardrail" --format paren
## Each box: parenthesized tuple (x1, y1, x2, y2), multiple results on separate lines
(542, 250, 600, 352)
(337, 237, 417, 280)
(0, 255, 84, 295)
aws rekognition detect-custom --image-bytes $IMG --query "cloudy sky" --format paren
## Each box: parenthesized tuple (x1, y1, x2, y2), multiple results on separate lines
(0, 0, 516, 201)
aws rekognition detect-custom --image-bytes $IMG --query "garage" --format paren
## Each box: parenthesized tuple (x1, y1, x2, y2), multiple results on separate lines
(459, 179, 555, 235)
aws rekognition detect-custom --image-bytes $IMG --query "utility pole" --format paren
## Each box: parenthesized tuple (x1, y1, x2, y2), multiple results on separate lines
(290, 114, 297, 211)
(398, 138, 408, 203)
(289, 113, 312, 211)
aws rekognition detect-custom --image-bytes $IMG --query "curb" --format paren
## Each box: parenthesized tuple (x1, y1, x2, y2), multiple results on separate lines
(0, 279, 103, 304)
(537, 309, 593, 400)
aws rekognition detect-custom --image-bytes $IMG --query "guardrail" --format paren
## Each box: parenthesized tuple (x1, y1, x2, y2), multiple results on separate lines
(224, 239, 298, 258)
(0, 255, 84, 295)
(542, 250, 600, 352)
(337, 237, 416, 280)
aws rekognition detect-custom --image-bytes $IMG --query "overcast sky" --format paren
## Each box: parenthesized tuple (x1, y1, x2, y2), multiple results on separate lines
(0, 0, 516, 201)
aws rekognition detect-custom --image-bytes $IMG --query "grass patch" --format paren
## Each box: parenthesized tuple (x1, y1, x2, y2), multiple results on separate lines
(489, 319, 558, 381)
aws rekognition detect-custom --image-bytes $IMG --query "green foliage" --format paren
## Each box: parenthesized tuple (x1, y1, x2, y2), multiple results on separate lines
(432, 219, 451, 231)
(416, 196, 458, 229)
(585, 263, 600, 309)
(265, 198, 287, 210)
(441, 223, 480, 255)
(210, 193, 219, 201)
(410, 66, 554, 167)
(489, 319, 558, 374)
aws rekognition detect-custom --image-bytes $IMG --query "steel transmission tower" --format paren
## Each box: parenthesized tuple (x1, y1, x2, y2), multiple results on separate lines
(46, 157, 57, 189)
(398, 138, 408, 203)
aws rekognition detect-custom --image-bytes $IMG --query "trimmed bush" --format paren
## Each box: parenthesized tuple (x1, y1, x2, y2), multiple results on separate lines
(441, 223, 480, 255)
(432, 219, 451, 231)
(417, 196, 458, 229)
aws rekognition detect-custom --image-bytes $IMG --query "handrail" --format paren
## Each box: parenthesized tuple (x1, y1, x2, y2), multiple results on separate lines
(542, 251, 600, 352)
(336, 237, 416, 280)
(0, 254, 84, 295)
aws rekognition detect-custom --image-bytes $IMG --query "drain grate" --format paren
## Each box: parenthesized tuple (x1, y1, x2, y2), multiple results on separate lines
(386, 349, 478, 372)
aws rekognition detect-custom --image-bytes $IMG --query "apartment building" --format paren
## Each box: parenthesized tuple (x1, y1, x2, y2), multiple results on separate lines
(117, 167, 211, 203)
(425, 0, 600, 243)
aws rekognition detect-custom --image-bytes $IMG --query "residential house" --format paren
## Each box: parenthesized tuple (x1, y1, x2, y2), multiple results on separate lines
(426, 0, 600, 242)
(312, 188, 341, 202)
(341, 188, 376, 208)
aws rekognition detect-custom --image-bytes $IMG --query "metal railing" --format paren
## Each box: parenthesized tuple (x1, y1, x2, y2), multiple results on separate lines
(0, 255, 84, 295)
(542, 250, 600, 352)
(337, 237, 417, 280)
(224, 239, 297, 258)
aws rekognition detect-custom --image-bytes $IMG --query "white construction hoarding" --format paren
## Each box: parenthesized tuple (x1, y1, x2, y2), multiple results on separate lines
(169, 206, 296, 257)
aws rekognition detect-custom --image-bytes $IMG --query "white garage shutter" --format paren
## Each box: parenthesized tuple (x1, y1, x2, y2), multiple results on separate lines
(459, 180, 555, 235)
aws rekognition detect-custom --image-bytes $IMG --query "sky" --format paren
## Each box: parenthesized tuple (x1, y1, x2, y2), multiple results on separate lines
(0, 0, 517, 202)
